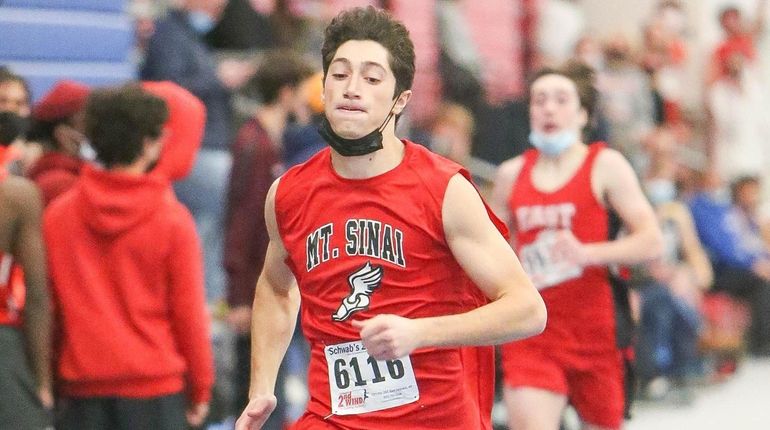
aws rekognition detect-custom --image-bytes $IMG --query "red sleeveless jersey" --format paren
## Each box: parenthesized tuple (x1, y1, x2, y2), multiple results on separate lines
(0, 252, 25, 327)
(276, 141, 504, 430)
(503, 143, 616, 358)
(0, 168, 26, 327)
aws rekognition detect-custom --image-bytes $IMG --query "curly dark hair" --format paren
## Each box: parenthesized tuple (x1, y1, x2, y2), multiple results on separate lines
(246, 50, 314, 104)
(85, 85, 168, 168)
(321, 6, 415, 98)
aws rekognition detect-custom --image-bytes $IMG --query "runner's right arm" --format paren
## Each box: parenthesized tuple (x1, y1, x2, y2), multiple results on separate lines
(236, 178, 300, 430)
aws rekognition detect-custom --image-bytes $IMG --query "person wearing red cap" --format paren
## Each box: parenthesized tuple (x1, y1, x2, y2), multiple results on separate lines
(0, 110, 52, 429)
(45, 82, 214, 430)
(26, 80, 91, 206)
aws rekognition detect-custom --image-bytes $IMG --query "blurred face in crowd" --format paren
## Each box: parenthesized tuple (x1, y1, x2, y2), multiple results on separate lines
(430, 104, 474, 165)
(720, 9, 742, 36)
(529, 74, 587, 138)
(735, 179, 761, 213)
(604, 35, 632, 65)
(287, 76, 317, 125)
(184, 0, 227, 19)
(574, 36, 604, 70)
(0, 80, 31, 117)
(54, 110, 89, 157)
(323, 40, 407, 139)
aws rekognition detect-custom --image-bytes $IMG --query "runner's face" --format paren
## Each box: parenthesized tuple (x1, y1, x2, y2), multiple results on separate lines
(529, 74, 586, 136)
(324, 40, 400, 139)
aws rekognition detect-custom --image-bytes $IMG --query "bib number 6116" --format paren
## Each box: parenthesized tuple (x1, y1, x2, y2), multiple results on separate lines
(333, 356, 405, 389)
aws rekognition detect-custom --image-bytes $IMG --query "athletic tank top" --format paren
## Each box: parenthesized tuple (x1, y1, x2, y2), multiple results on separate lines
(506, 143, 616, 355)
(275, 141, 504, 429)
(0, 167, 26, 327)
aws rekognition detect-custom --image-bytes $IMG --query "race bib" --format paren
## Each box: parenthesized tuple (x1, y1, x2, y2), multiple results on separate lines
(519, 230, 583, 290)
(324, 340, 419, 415)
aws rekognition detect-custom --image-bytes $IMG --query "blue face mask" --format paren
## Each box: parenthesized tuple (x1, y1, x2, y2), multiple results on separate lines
(644, 178, 677, 206)
(187, 11, 216, 35)
(78, 138, 97, 162)
(528, 130, 577, 156)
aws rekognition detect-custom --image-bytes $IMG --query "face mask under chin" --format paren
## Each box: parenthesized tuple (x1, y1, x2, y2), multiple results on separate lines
(319, 97, 400, 157)
(529, 130, 578, 156)
(319, 115, 390, 157)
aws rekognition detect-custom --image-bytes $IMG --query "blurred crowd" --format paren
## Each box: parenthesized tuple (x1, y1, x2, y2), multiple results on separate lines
(2, 0, 770, 429)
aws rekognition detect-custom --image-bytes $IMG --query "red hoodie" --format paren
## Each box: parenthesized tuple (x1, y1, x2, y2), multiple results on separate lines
(43, 82, 214, 404)
(27, 151, 83, 207)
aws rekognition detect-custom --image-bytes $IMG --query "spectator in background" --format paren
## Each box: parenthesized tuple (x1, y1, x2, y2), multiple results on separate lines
(129, 0, 161, 64)
(689, 174, 770, 357)
(709, 1, 767, 85)
(427, 102, 475, 167)
(573, 35, 605, 71)
(206, 0, 275, 51)
(46, 83, 214, 430)
(570, 37, 612, 144)
(706, 44, 770, 195)
(282, 71, 327, 168)
(0, 69, 31, 117)
(0, 111, 52, 430)
(0, 70, 42, 174)
(25, 81, 91, 207)
(635, 127, 713, 402)
(640, 1, 689, 125)
(141, 0, 254, 302)
(596, 33, 656, 174)
(223, 50, 313, 429)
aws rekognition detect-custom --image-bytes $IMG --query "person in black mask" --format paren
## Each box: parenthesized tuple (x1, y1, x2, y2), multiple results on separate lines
(235, 6, 546, 430)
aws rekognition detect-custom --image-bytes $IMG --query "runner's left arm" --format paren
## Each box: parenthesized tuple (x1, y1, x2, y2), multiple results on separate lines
(355, 174, 546, 359)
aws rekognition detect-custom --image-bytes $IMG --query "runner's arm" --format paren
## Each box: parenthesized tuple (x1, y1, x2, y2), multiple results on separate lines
(237, 179, 299, 430)
(585, 149, 663, 265)
(417, 174, 545, 347)
(13, 180, 52, 401)
(671, 202, 714, 289)
(489, 156, 525, 230)
(248, 178, 300, 398)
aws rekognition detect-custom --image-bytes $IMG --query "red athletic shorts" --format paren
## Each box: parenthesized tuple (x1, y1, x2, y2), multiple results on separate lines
(290, 413, 345, 430)
(501, 344, 625, 429)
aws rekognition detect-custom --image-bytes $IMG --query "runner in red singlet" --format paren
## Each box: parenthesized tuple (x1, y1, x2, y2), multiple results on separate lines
(490, 62, 663, 430)
(235, 7, 546, 430)
(0, 112, 51, 428)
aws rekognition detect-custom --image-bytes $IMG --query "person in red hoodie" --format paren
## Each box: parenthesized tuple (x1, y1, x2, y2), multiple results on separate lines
(26, 80, 91, 206)
(44, 82, 214, 430)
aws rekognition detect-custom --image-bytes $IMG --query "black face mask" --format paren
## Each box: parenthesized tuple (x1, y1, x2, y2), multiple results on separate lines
(318, 97, 399, 157)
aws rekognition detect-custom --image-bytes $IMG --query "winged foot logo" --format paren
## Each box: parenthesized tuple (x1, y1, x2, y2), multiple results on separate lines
(332, 261, 384, 321)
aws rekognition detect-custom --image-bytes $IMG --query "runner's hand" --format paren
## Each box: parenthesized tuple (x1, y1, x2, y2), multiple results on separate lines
(353, 314, 421, 360)
(186, 401, 209, 427)
(553, 229, 593, 266)
(235, 395, 277, 430)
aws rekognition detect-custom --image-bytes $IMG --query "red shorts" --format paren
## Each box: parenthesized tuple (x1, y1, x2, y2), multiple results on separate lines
(501, 344, 625, 429)
(290, 413, 344, 430)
